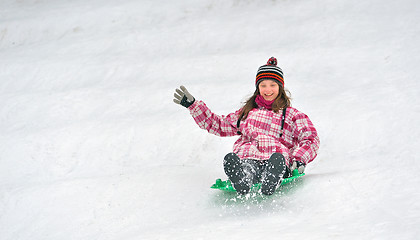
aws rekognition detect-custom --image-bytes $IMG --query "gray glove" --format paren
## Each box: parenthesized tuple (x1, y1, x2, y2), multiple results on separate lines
(173, 85, 195, 108)
(290, 160, 305, 174)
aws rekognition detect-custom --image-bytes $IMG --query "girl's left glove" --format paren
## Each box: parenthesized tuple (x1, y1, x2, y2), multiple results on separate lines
(173, 85, 195, 108)
(290, 160, 305, 174)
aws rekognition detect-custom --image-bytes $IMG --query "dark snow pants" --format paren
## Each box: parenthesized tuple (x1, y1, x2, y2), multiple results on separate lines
(223, 152, 291, 186)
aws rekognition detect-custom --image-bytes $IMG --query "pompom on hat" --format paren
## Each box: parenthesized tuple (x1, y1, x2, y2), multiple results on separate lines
(255, 57, 284, 87)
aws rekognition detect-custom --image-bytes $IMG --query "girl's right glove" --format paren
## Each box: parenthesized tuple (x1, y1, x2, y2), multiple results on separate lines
(290, 160, 305, 174)
(173, 85, 195, 108)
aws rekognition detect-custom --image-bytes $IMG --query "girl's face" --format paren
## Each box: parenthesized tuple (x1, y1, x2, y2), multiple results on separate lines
(258, 80, 280, 101)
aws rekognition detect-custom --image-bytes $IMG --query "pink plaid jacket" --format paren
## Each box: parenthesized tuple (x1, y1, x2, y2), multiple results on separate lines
(188, 100, 320, 166)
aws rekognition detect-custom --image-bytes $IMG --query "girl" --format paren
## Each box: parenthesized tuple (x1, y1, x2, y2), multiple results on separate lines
(173, 57, 320, 195)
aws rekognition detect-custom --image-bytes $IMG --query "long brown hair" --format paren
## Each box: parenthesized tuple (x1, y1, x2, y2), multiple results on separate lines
(238, 86, 291, 121)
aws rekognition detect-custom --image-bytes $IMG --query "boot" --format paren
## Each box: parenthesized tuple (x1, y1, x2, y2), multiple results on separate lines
(261, 153, 286, 195)
(223, 153, 250, 194)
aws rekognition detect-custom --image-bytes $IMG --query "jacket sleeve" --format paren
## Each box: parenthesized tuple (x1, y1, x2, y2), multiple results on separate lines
(291, 112, 320, 165)
(188, 100, 240, 137)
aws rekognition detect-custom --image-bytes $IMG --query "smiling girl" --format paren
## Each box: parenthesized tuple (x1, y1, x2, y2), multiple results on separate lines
(173, 57, 320, 195)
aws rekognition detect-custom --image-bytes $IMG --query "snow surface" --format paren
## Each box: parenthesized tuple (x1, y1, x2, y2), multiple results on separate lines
(1, 0, 420, 239)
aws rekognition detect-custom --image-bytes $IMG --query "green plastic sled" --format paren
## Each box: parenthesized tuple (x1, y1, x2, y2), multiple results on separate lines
(211, 169, 305, 192)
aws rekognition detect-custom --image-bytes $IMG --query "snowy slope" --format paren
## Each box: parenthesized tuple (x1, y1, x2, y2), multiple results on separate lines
(1, 0, 420, 239)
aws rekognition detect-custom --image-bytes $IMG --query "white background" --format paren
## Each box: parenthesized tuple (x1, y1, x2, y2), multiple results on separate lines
(1, 0, 419, 239)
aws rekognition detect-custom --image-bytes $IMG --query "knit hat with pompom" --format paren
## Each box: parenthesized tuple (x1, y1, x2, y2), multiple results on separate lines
(255, 57, 284, 87)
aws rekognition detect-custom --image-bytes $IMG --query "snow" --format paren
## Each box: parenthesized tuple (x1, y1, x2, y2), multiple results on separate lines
(1, 0, 419, 239)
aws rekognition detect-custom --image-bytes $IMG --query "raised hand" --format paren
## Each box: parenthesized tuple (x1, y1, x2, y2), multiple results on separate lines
(173, 85, 195, 108)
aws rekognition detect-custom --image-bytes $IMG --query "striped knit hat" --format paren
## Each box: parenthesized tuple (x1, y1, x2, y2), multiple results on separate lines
(256, 57, 284, 87)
